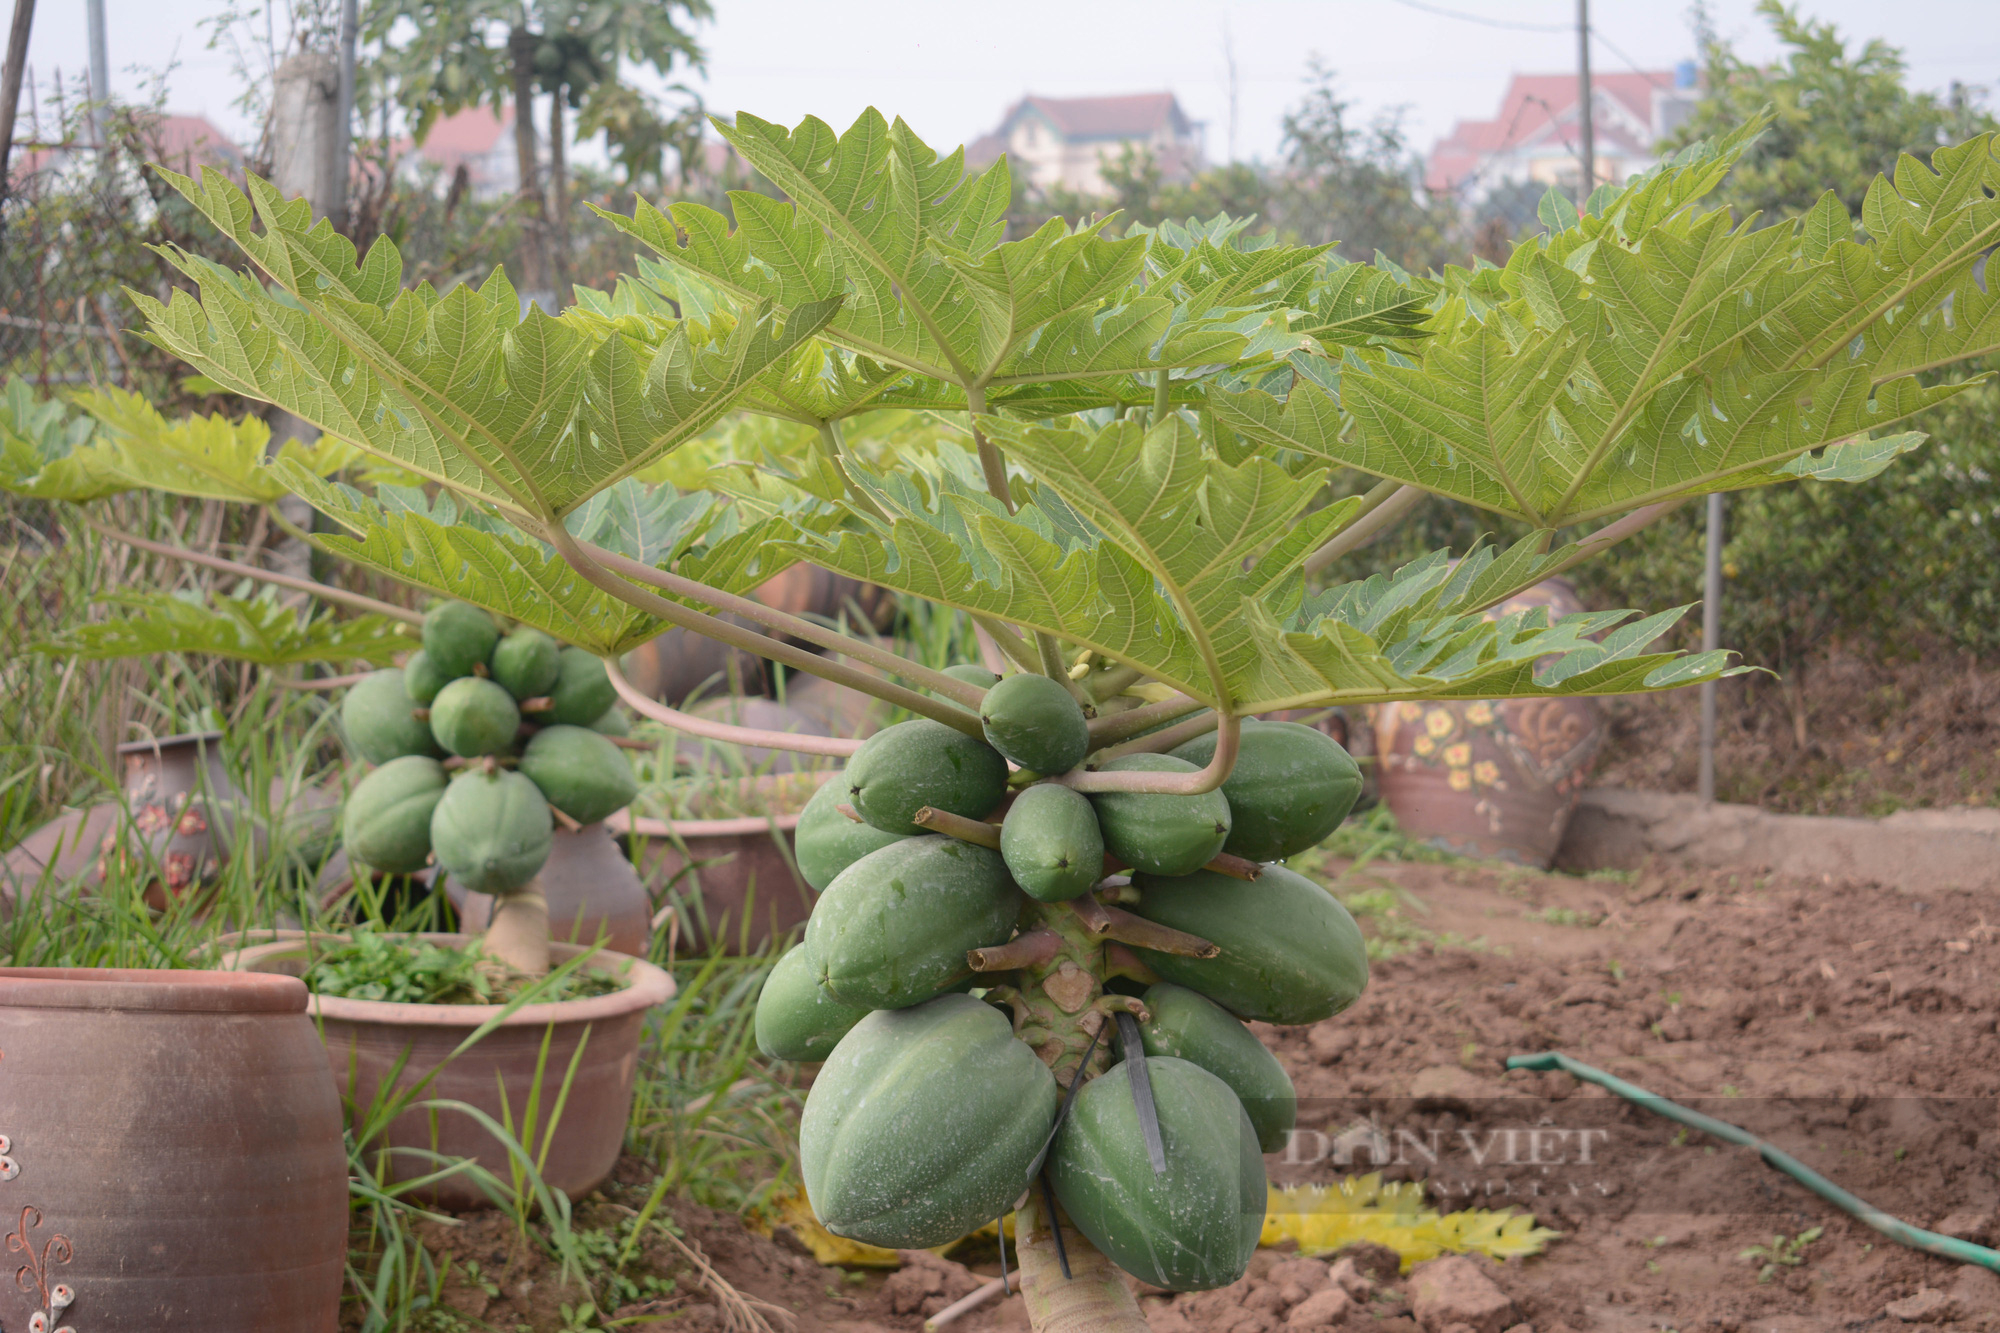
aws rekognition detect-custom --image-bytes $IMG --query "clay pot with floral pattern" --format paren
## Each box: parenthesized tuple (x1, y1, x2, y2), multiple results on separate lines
(1371, 579, 1606, 867)
(106, 731, 241, 907)
(0, 967, 348, 1330)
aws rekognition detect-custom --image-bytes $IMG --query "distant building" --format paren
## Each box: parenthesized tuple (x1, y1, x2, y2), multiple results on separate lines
(398, 104, 521, 199)
(1426, 62, 1700, 200)
(9, 112, 240, 189)
(966, 93, 1203, 196)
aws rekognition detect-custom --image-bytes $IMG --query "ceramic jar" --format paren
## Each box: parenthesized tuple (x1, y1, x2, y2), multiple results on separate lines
(0, 967, 348, 1330)
(449, 822, 652, 957)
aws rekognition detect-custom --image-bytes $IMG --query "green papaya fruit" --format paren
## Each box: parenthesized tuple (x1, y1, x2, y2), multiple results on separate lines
(1129, 865, 1368, 1025)
(588, 706, 632, 738)
(795, 775, 908, 892)
(1088, 754, 1232, 876)
(1049, 1056, 1264, 1291)
(341, 668, 443, 764)
(517, 725, 637, 825)
(842, 719, 1008, 836)
(422, 601, 500, 680)
(1171, 721, 1362, 862)
(403, 649, 449, 705)
(430, 768, 554, 895)
(802, 993, 1057, 1248)
(805, 836, 1022, 1009)
(490, 627, 562, 701)
(940, 663, 1000, 693)
(546, 647, 617, 725)
(341, 755, 447, 875)
(980, 672, 1089, 775)
(1134, 982, 1296, 1153)
(755, 943, 872, 1062)
(428, 677, 522, 759)
(999, 782, 1103, 902)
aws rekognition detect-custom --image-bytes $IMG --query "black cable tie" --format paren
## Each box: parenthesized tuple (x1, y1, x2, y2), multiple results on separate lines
(1024, 1019, 1103, 1181)
(1040, 1171, 1071, 1280)
(1115, 1011, 1167, 1176)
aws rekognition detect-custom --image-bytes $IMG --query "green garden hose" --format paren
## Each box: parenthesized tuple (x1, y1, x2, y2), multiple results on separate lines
(1505, 1051, 2000, 1272)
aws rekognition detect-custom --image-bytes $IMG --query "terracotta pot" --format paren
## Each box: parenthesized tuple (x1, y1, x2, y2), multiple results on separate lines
(0, 967, 347, 1330)
(1371, 579, 1606, 868)
(448, 823, 652, 957)
(224, 934, 674, 1211)
(675, 698, 833, 775)
(750, 564, 894, 632)
(623, 621, 769, 708)
(110, 731, 240, 904)
(627, 814, 811, 954)
(0, 803, 118, 908)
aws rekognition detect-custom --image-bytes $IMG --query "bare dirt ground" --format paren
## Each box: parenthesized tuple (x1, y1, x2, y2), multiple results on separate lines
(1594, 644, 2000, 818)
(421, 854, 2000, 1333)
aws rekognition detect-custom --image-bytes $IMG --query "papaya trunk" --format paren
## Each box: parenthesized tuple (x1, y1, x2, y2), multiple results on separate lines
(481, 878, 550, 975)
(1016, 1194, 1149, 1332)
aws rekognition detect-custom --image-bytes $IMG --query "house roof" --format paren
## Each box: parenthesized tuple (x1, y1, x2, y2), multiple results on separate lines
(149, 115, 242, 170)
(412, 103, 516, 165)
(1426, 70, 1676, 193)
(966, 92, 1195, 170)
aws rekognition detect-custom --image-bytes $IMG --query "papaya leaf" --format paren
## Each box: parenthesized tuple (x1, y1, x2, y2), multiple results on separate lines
(34, 588, 409, 666)
(135, 168, 839, 524)
(0, 379, 118, 501)
(1211, 131, 1999, 528)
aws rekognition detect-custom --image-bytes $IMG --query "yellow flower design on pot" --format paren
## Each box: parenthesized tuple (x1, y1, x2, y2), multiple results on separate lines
(1472, 761, 1501, 787)
(1424, 710, 1455, 739)
(1413, 735, 1436, 757)
(1465, 702, 1495, 726)
(1447, 768, 1472, 791)
(1442, 743, 1472, 768)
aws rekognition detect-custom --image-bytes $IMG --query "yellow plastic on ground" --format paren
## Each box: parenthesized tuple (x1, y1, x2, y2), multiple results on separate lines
(1262, 1174, 1561, 1271)
(758, 1174, 1558, 1274)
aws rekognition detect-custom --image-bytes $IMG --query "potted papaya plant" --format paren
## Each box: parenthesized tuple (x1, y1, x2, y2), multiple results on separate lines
(16, 106, 1998, 1325)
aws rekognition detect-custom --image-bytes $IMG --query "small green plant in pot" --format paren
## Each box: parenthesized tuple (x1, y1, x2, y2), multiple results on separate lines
(10, 106, 1988, 1325)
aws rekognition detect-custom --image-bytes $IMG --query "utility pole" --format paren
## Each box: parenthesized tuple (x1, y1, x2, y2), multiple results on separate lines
(1576, 0, 1594, 207)
(1698, 494, 1725, 803)
(84, 0, 106, 148)
(333, 0, 359, 229)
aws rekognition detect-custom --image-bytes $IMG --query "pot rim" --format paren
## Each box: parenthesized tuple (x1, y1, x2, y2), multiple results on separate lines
(116, 729, 227, 755)
(218, 932, 675, 1027)
(0, 966, 308, 1013)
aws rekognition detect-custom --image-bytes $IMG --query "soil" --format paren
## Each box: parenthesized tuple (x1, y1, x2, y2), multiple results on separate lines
(1593, 643, 2000, 817)
(396, 854, 2000, 1333)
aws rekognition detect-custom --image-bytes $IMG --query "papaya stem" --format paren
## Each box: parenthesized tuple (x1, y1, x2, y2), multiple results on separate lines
(1098, 846, 1260, 881)
(1090, 709, 1220, 763)
(1061, 715, 1241, 794)
(1069, 900, 1219, 958)
(564, 531, 985, 708)
(975, 616, 1038, 673)
(834, 802, 863, 823)
(480, 878, 551, 976)
(1102, 942, 1162, 987)
(968, 929, 1063, 972)
(1085, 663, 1145, 703)
(1301, 482, 1425, 576)
(1092, 993, 1150, 1023)
(817, 418, 891, 523)
(1016, 1194, 1149, 1333)
(1084, 691, 1205, 744)
(606, 658, 864, 757)
(913, 806, 1003, 850)
(84, 515, 425, 625)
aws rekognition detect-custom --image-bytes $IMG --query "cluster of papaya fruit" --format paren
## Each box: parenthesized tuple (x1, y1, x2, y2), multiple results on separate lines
(755, 665, 1370, 1292)
(338, 601, 638, 894)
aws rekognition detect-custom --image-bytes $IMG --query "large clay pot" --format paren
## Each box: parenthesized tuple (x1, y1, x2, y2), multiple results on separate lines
(448, 822, 652, 957)
(674, 698, 833, 776)
(1371, 579, 1606, 867)
(224, 934, 675, 1212)
(626, 813, 811, 954)
(750, 564, 894, 632)
(110, 731, 240, 904)
(0, 967, 348, 1330)
(623, 620, 769, 708)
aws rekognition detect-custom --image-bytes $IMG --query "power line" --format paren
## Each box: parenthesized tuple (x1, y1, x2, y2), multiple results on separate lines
(1588, 27, 1674, 86)
(1384, 0, 1569, 33)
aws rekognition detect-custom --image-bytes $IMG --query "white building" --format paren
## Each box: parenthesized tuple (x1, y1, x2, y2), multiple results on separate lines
(966, 93, 1203, 196)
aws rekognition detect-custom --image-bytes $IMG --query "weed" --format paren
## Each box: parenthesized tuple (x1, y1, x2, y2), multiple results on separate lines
(1739, 1227, 1823, 1282)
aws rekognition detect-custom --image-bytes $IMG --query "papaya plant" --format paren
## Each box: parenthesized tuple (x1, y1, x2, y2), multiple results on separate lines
(13, 104, 2000, 1327)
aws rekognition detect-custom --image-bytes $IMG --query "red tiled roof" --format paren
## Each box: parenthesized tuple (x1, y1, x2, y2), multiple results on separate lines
(415, 103, 515, 162)
(1001, 93, 1189, 142)
(1426, 70, 1675, 192)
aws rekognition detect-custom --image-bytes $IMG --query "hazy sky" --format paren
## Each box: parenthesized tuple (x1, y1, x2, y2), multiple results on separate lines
(18, 0, 2000, 165)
